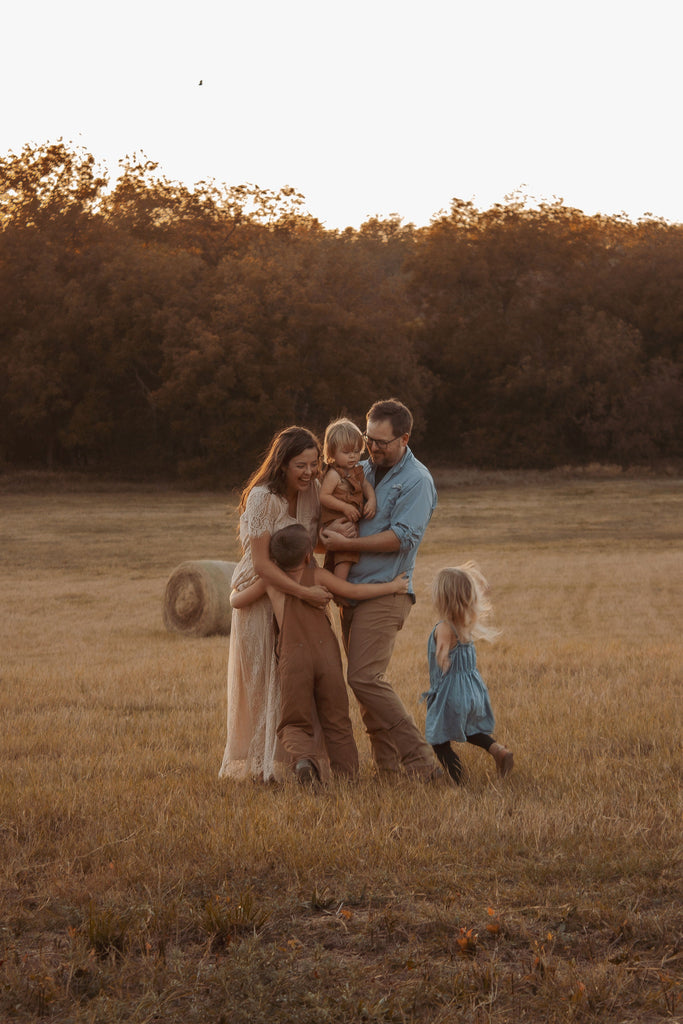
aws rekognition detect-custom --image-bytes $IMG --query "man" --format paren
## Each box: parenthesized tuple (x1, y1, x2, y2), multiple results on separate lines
(321, 398, 442, 782)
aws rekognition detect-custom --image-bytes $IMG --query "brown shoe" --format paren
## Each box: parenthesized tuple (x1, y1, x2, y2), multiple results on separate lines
(490, 743, 514, 778)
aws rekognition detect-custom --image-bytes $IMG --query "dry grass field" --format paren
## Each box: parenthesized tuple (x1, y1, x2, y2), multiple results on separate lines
(1, 470, 681, 1023)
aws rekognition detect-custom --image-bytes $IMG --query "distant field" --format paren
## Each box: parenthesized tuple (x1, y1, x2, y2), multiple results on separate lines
(1, 473, 681, 1023)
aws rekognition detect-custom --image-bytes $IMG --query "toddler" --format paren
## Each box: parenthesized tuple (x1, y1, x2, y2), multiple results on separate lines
(421, 562, 514, 783)
(319, 418, 376, 579)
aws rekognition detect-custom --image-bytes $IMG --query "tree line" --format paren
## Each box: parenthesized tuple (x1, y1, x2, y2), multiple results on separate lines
(1, 142, 681, 482)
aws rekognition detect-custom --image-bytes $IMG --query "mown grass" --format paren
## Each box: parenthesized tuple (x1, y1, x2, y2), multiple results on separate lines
(0, 471, 681, 1023)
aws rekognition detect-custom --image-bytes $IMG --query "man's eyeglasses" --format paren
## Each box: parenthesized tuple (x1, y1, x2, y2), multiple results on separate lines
(363, 433, 399, 451)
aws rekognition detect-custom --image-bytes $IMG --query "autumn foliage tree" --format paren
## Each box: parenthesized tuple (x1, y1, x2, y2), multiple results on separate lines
(409, 197, 682, 466)
(0, 142, 680, 479)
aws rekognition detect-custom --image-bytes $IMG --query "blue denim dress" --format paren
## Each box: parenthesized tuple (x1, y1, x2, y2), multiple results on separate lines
(421, 623, 495, 744)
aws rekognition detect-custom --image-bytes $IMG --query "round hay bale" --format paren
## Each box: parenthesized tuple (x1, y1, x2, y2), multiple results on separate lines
(162, 560, 237, 637)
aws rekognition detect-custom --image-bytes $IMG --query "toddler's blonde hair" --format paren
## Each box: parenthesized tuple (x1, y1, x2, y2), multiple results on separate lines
(323, 418, 364, 464)
(432, 562, 501, 642)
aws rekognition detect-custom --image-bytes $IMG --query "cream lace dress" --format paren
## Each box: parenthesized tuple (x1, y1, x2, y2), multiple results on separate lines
(218, 481, 324, 781)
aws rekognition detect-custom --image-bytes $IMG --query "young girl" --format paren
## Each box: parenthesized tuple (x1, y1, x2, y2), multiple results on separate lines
(421, 563, 514, 783)
(319, 418, 377, 579)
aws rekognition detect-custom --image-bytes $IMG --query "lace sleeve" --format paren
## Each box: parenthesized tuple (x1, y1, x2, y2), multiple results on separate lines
(246, 486, 284, 538)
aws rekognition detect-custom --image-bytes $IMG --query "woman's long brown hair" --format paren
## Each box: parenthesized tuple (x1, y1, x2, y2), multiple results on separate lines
(238, 426, 321, 515)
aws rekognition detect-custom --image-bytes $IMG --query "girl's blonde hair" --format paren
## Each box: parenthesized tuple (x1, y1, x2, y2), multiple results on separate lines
(323, 418, 364, 464)
(432, 562, 501, 642)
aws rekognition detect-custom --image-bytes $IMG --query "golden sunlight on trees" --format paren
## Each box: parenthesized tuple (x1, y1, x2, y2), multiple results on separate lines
(409, 199, 682, 466)
(0, 142, 681, 479)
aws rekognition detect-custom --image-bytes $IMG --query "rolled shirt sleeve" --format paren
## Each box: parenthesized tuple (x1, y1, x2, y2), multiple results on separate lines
(348, 449, 437, 593)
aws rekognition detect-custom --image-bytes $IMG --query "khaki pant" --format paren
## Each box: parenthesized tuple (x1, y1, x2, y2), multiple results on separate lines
(340, 594, 435, 776)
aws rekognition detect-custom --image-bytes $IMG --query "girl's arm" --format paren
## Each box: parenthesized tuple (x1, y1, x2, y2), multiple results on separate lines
(312, 566, 409, 601)
(251, 532, 331, 609)
(320, 468, 361, 523)
(434, 621, 455, 673)
(362, 477, 377, 519)
(230, 578, 267, 609)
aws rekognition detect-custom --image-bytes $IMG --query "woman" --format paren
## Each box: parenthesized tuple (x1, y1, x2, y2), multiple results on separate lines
(219, 426, 332, 782)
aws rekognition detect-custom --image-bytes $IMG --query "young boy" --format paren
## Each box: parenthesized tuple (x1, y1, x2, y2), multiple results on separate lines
(230, 524, 409, 784)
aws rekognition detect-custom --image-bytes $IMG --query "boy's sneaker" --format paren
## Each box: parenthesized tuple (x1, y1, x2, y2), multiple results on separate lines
(294, 758, 319, 785)
(406, 765, 458, 788)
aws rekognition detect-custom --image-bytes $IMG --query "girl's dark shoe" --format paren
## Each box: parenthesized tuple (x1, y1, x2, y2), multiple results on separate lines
(432, 742, 465, 784)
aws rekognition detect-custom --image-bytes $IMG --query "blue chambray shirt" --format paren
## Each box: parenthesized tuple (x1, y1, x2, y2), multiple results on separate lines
(346, 447, 437, 597)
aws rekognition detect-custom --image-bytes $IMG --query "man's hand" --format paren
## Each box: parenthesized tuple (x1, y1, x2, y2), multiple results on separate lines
(320, 527, 349, 551)
(392, 572, 410, 594)
(320, 517, 357, 550)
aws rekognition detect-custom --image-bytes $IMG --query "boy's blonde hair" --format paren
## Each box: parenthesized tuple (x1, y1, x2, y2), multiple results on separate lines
(323, 418, 364, 464)
(432, 562, 501, 642)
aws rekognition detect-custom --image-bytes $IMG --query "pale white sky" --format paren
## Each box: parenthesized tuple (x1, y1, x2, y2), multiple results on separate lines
(3, 0, 681, 228)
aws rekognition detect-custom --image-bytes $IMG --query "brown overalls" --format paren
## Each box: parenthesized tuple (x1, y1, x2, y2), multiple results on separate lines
(276, 565, 359, 778)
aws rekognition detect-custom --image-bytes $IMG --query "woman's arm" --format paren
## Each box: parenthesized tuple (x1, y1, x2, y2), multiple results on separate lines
(230, 578, 267, 609)
(251, 533, 331, 609)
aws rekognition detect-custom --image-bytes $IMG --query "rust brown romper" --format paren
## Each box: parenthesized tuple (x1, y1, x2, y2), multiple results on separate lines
(320, 464, 365, 571)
